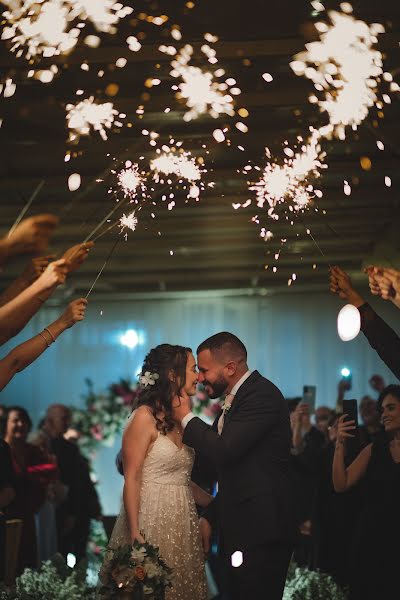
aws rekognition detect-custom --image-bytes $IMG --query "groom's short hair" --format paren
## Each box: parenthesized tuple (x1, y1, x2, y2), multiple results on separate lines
(197, 332, 247, 363)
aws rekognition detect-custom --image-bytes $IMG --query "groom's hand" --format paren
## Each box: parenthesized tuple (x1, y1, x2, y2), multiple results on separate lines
(172, 394, 191, 424)
(199, 517, 212, 557)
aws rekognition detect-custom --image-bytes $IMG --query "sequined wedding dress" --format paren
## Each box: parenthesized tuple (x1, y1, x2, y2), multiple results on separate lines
(100, 414, 208, 600)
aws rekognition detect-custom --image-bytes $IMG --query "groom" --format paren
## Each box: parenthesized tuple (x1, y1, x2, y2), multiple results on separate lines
(173, 332, 294, 600)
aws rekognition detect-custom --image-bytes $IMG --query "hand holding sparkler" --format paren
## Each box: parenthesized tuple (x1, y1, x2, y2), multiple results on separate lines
(62, 241, 94, 273)
(57, 297, 88, 329)
(329, 266, 365, 307)
(22, 255, 56, 283)
(0, 214, 59, 265)
(365, 266, 400, 309)
(35, 259, 68, 291)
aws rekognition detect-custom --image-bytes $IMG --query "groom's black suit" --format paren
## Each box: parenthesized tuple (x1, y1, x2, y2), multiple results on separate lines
(183, 370, 294, 600)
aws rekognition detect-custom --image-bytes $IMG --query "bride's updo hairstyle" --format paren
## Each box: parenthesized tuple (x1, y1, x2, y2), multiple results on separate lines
(137, 343, 191, 434)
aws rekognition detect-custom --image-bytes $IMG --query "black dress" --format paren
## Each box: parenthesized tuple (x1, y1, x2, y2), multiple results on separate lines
(350, 436, 400, 600)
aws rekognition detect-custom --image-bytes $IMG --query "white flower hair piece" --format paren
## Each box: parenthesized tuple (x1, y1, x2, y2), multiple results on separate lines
(140, 371, 159, 387)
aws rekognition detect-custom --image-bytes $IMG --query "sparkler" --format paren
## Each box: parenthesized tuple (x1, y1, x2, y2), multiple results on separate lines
(66, 97, 121, 142)
(1, 0, 133, 60)
(119, 212, 137, 239)
(164, 41, 238, 121)
(85, 212, 137, 297)
(290, 7, 385, 139)
(8, 179, 45, 237)
(150, 151, 202, 183)
(248, 131, 326, 218)
(116, 163, 147, 202)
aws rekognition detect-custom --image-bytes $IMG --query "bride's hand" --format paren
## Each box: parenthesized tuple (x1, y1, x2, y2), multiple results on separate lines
(133, 532, 146, 544)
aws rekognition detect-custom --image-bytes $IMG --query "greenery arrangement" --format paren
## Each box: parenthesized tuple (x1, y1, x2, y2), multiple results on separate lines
(283, 564, 348, 600)
(0, 557, 349, 600)
(0, 556, 94, 600)
(98, 540, 173, 599)
(69, 378, 138, 458)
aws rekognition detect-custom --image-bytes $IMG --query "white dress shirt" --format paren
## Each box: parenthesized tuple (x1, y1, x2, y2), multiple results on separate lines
(182, 369, 253, 429)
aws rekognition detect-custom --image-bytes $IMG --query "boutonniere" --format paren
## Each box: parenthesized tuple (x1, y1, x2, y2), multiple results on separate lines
(222, 397, 233, 413)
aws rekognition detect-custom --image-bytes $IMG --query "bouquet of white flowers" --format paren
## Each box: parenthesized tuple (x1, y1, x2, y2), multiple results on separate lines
(98, 540, 173, 599)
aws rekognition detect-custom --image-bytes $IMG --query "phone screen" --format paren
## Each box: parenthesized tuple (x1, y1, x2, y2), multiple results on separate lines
(342, 399, 358, 428)
(302, 385, 316, 412)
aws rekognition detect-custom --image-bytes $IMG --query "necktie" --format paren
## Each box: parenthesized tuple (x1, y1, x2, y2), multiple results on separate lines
(217, 393, 235, 435)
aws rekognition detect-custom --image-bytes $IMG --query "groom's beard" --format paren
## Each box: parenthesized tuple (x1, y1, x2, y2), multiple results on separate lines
(203, 375, 229, 399)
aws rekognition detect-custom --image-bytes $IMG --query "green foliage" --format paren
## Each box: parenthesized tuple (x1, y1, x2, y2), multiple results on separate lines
(284, 565, 348, 600)
(0, 556, 95, 600)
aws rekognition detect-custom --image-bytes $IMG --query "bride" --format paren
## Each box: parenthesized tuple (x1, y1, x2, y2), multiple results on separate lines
(101, 344, 212, 599)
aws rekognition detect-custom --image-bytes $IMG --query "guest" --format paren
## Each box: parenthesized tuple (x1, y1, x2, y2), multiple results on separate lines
(0, 439, 16, 581)
(290, 402, 325, 567)
(311, 414, 364, 586)
(34, 405, 102, 561)
(369, 374, 386, 395)
(330, 266, 400, 379)
(0, 242, 93, 309)
(0, 298, 88, 391)
(366, 265, 400, 310)
(333, 385, 400, 599)
(1, 407, 48, 574)
(0, 259, 68, 346)
(314, 406, 335, 440)
(358, 396, 381, 446)
(0, 214, 58, 267)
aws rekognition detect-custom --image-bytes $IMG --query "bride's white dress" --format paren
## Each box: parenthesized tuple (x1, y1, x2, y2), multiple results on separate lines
(102, 419, 208, 599)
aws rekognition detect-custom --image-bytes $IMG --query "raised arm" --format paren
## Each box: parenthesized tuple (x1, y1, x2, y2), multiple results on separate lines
(332, 415, 372, 492)
(330, 266, 400, 380)
(0, 259, 67, 346)
(122, 407, 157, 543)
(0, 214, 58, 266)
(0, 298, 87, 391)
(0, 256, 54, 306)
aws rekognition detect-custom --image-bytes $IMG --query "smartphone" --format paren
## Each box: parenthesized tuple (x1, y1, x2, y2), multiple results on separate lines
(342, 399, 358, 427)
(342, 399, 359, 459)
(302, 385, 316, 412)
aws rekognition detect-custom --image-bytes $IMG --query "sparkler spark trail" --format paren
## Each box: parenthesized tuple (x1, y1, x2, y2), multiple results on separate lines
(164, 41, 239, 121)
(119, 212, 137, 232)
(248, 131, 326, 218)
(119, 212, 138, 239)
(1, 0, 133, 59)
(150, 151, 202, 182)
(290, 7, 385, 139)
(116, 163, 147, 201)
(66, 96, 121, 142)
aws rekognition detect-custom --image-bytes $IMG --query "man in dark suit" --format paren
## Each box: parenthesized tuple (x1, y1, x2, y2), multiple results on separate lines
(173, 332, 294, 600)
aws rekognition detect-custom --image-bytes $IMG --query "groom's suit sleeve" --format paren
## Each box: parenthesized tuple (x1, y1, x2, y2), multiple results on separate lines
(183, 385, 282, 469)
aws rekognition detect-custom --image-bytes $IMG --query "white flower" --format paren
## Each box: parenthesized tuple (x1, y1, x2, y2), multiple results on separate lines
(140, 371, 159, 387)
(143, 560, 161, 578)
(131, 545, 147, 563)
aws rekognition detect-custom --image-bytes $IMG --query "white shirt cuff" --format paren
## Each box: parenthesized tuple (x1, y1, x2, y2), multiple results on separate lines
(182, 412, 196, 429)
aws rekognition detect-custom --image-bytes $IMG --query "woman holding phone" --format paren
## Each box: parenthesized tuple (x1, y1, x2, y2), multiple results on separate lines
(333, 385, 400, 600)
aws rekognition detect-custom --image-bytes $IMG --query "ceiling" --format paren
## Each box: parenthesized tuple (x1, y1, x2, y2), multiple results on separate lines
(1, 0, 400, 299)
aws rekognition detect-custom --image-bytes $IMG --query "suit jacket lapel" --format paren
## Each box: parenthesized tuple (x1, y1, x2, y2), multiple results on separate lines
(222, 370, 260, 428)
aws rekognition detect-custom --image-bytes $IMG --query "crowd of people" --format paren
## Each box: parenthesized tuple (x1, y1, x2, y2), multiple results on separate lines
(0, 403, 102, 577)
(0, 215, 97, 577)
(1, 213, 400, 599)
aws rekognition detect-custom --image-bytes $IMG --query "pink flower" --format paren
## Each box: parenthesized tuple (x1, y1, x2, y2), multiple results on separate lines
(90, 424, 103, 441)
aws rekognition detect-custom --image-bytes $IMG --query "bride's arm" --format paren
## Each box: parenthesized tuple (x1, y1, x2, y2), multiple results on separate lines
(190, 481, 213, 508)
(122, 407, 156, 542)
